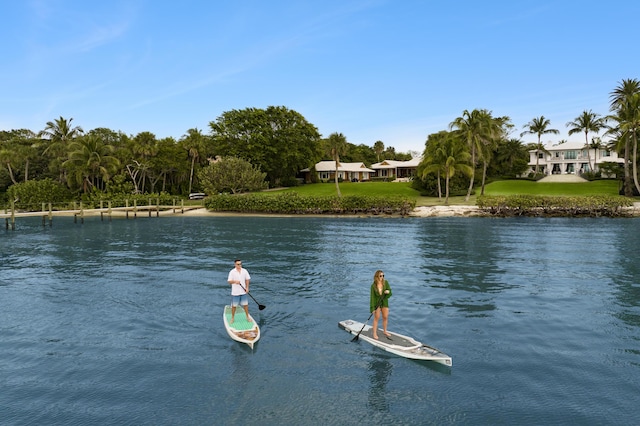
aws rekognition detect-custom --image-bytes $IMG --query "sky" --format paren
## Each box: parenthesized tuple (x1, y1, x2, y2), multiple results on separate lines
(1, 0, 639, 155)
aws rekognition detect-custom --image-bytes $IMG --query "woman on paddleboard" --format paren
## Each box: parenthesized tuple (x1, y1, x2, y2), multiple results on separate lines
(370, 270, 392, 340)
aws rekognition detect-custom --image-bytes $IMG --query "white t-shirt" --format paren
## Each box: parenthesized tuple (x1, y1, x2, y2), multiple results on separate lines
(228, 268, 251, 296)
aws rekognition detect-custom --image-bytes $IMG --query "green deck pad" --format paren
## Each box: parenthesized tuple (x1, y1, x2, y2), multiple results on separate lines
(225, 306, 255, 331)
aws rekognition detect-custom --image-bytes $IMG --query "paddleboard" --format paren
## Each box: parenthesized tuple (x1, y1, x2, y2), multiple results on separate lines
(224, 305, 260, 349)
(339, 319, 452, 366)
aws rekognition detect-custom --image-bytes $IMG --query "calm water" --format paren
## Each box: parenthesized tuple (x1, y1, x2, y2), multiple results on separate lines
(1, 215, 639, 425)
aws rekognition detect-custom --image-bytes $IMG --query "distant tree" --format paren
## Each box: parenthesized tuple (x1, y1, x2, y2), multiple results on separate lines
(180, 128, 207, 194)
(420, 131, 472, 205)
(62, 134, 120, 193)
(520, 116, 559, 175)
(566, 110, 607, 173)
(608, 79, 640, 196)
(199, 156, 267, 194)
(373, 140, 384, 162)
(39, 116, 84, 184)
(209, 106, 321, 186)
(129, 131, 158, 193)
(493, 138, 529, 177)
(326, 132, 348, 197)
(450, 109, 503, 200)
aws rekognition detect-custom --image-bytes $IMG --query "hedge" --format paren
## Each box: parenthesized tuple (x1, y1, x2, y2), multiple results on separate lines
(204, 192, 415, 215)
(477, 195, 634, 217)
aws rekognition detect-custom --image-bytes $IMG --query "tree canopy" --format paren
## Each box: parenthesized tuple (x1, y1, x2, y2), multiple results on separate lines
(209, 106, 322, 186)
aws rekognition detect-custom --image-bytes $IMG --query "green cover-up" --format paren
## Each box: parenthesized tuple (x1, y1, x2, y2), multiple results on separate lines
(370, 280, 392, 312)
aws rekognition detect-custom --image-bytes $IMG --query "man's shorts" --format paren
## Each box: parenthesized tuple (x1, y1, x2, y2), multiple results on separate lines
(231, 294, 249, 307)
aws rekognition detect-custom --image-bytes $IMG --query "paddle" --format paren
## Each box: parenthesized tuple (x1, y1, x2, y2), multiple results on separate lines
(239, 283, 266, 310)
(352, 293, 385, 342)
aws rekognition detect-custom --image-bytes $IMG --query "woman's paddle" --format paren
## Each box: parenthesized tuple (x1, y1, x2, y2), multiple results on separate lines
(352, 293, 385, 342)
(239, 283, 266, 310)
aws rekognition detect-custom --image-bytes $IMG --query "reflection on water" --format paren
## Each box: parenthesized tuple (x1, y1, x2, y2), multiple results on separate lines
(368, 358, 393, 412)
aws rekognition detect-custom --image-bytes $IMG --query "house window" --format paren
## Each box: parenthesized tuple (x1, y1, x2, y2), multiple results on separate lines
(601, 150, 611, 157)
(320, 172, 330, 180)
(565, 151, 577, 160)
(554, 152, 561, 158)
(538, 152, 544, 159)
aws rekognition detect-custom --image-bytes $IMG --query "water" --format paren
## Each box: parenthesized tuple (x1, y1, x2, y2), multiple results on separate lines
(1, 215, 639, 425)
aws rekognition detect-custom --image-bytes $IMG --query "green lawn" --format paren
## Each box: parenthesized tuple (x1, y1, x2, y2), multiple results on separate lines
(482, 179, 621, 196)
(273, 179, 624, 206)
(280, 181, 420, 198)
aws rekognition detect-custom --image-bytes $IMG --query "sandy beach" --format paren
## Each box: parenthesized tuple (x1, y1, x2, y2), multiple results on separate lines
(177, 205, 487, 218)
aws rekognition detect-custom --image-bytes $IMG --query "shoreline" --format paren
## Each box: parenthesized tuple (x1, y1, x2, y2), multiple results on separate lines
(4, 203, 640, 219)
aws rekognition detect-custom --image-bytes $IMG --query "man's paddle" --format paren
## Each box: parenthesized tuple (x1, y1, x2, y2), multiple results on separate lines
(239, 283, 266, 310)
(352, 293, 385, 342)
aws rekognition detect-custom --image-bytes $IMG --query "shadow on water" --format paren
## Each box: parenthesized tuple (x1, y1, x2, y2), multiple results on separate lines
(367, 358, 392, 412)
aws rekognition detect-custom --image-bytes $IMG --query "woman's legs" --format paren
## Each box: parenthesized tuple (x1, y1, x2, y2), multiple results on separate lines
(381, 307, 390, 336)
(372, 308, 381, 339)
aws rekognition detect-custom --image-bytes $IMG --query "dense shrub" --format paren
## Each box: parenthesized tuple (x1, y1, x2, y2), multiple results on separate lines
(477, 195, 634, 217)
(6, 179, 73, 210)
(204, 192, 415, 215)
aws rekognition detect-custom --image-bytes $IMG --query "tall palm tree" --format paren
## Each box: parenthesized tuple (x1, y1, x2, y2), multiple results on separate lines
(566, 110, 607, 173)
(421, 131, 472, 205)
(180, 128, 206, 194)
(479, 114, 511, 195)
(450, 109, 501, 200)
(326, 132, 348, 197)
(609, 78, 640, 196)
(373, 140, 384, 162)
(39, 116, 84, 184)
(520, 116, 559, 175)
(130, 131, 158, 194)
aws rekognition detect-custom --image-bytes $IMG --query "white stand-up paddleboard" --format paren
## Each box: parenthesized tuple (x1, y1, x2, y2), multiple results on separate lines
(224, 305, 260, 349)
(339, 319, 452, 366)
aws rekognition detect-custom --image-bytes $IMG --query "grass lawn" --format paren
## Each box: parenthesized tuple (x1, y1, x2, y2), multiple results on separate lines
(271, 179, 624, 206)
(482, 179, 621, 196)
(280, 181, 420, 198)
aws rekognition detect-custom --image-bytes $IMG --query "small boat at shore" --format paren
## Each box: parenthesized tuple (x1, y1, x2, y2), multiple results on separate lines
(339, 319, 452, 366)
(223, 305, 260, 349)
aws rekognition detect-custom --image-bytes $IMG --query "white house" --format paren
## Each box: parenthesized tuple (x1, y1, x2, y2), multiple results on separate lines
(300, 161, 375, 182)
(370, 157, 422, 180)
(528, 141, 623, 176)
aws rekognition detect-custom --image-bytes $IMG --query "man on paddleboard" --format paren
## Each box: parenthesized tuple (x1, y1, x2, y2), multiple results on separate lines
(228, 259, 252, 324)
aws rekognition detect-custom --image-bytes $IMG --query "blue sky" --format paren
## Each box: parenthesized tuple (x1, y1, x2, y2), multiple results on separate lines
(1, 0, 639, 154)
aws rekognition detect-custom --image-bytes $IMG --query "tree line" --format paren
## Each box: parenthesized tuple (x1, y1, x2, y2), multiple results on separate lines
(415, 78, 640, 204)
(0, 106, 411, 201)
(2, 78, 639, 205)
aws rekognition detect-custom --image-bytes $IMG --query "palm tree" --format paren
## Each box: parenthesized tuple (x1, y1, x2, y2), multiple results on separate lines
(180, 128, 206, 194)
(520, 116, 559, 175)
(62, 134, 120, 193)
(326, 132, 348, 197)
(566, 110, 607, 174)
(421, 131, 472, 205)
(479, 114, 511, 195)
(494, 138, 529, 178)
(373, 140, 384, 162)
(130, 131, 158, 193)
(39, 116, 84, 184)
(609, 79, 640, 196)
(450, 109, 501, 200)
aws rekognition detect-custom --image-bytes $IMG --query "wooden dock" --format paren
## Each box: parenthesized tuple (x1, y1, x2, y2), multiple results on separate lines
(1, 200, 204, 230)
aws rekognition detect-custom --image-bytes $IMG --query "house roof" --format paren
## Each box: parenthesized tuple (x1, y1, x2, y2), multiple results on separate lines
(371, 157, 422, 169)
(300, 161, 375, 173)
